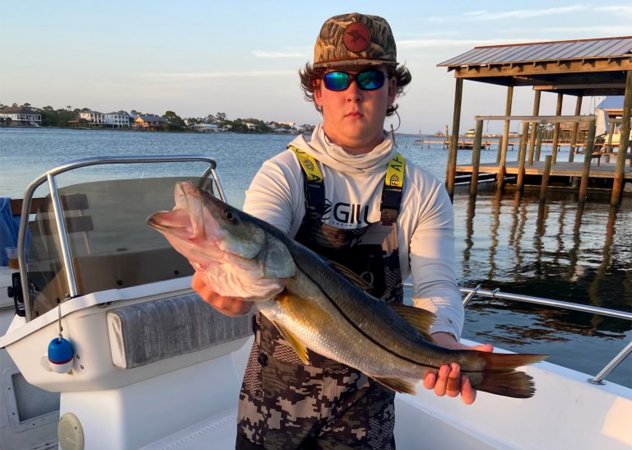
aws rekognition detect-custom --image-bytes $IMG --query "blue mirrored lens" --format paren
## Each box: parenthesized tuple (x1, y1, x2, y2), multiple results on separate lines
(323, 72, 351, 91)
(323, 69, 386, 91)
(356, 70, 385, 90)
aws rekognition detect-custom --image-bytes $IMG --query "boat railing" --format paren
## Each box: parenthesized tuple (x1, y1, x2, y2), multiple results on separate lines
(460, 285, 632, 386)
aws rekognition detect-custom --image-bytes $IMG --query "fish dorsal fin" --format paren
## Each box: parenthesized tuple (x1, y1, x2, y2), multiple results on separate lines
(328, 260, 373, 291)
(373, 377, 417, 395)
(273, 322, 311, 366)
(390, 304, 435, 341)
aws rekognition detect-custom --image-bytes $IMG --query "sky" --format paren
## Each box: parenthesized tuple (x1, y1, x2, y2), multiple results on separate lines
(2, 1, 631, 134)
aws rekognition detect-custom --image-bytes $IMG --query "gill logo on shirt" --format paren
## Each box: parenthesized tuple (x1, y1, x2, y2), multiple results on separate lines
(322, 199, 370, 225)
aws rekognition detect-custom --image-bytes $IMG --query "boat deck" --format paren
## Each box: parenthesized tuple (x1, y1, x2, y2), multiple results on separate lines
(136, 339, 632, 450)
(141, 408, 238, 450)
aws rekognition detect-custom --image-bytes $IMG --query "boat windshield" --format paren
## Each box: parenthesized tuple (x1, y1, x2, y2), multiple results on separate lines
(24, 175, 209, 319)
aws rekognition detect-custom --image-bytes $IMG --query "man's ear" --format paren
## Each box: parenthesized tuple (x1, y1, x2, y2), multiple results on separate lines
(314, 85, 323, 108)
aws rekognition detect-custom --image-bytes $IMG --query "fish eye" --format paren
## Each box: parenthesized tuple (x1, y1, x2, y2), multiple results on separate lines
(224, 210, 239, 225)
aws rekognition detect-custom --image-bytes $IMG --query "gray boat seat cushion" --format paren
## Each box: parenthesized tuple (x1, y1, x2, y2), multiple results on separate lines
(107, 293, 252, 369)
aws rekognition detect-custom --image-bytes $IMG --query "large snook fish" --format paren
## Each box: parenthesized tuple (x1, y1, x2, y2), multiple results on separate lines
(147, 181, 546, 398)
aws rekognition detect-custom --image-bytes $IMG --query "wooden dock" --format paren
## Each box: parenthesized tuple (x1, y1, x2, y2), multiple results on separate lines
(415, 138, 518, 150)
(456, 159, 632, 188)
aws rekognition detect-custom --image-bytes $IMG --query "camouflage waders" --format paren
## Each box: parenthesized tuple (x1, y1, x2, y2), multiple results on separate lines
(236, 152, 405, 449)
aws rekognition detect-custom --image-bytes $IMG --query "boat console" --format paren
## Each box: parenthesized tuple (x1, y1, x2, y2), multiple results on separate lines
(0, 156, 252, 448)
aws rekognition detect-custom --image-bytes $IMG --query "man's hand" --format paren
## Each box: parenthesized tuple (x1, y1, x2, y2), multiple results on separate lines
(422, 332, 494, 405)
(191, 271, 254, 316)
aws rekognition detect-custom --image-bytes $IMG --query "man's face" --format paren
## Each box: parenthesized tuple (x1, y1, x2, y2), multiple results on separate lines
(314, 66, 396, 155)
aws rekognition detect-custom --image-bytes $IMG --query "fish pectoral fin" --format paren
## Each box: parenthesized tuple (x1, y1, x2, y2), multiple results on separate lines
(373, 377, 417, 395)
(390, 305, 435, 341)
(327, 260, 372, 291)
(273, 322, 311, 366)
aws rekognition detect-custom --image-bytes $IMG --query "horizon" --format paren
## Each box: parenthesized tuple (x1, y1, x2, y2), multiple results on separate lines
(2, 1, 631, 134)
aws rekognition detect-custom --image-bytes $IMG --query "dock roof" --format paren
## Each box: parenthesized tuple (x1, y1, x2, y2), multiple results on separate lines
(437, 36, 632, 96)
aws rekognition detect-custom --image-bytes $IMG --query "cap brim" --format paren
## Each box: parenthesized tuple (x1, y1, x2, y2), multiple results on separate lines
(313, 58, 398, 69)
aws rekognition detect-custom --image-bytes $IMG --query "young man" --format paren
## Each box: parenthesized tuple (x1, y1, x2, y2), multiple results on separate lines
(193, 12, 491, 449)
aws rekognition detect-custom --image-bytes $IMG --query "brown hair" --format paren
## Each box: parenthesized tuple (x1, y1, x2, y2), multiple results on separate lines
(298, 63, 412, 116)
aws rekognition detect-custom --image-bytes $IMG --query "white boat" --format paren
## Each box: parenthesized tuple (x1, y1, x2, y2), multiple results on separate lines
(0, 155, 630, 450)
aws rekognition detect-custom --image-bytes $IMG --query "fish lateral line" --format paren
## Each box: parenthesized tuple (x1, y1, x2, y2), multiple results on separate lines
(288, 253, 441, 369)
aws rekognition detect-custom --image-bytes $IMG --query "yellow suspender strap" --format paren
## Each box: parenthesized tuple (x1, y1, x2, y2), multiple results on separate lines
(381, 153, 405, 225)
(289, 145, 323, 184)
(385, 152, 405, 189)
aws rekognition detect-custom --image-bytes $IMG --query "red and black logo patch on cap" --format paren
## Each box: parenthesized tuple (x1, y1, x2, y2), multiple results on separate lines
(343, 22, 371, 53)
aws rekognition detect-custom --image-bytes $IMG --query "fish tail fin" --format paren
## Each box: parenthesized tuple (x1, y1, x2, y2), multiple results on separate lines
(469, 370, 537, 399)
(469, 353, 547, 399)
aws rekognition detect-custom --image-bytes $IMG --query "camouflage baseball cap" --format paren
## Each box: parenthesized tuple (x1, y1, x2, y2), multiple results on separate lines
(313, 13, 397, 68)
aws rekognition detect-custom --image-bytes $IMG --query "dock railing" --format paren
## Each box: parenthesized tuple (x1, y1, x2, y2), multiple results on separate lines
(454, 114, 630, 205)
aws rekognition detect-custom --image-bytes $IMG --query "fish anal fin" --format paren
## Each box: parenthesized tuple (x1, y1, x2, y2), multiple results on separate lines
(273, 322, 311, 366)
(373, 377, 417, 395)
(390, 304, 435, 341)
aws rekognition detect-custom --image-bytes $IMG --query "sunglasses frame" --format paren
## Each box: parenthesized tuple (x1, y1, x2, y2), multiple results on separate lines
(322, 68, 387, 92)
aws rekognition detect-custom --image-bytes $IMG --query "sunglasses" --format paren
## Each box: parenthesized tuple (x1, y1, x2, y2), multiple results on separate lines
(322, 69, 386, 91)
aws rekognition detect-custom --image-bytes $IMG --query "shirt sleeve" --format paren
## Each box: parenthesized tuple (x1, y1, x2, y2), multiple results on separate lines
(242, 152, 305, 237)
(408, 180, 464, 339)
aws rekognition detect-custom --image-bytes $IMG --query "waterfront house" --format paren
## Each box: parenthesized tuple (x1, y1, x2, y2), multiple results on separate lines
(79, 110, 106, 126)
(105, 111, 131, 128)
(595, 96, 631, 147)
(134, 114, 167, 130)
(0, 106, 42, 126)
(192, 123, 220, 133)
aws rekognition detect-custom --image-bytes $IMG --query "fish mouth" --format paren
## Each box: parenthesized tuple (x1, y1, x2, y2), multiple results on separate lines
(146, 210, 188, 232)
(146, 182, 208, 239)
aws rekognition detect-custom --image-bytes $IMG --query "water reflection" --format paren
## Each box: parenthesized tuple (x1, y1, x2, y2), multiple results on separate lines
(457, 190, 632, 308)
(454, 190, 632, 387)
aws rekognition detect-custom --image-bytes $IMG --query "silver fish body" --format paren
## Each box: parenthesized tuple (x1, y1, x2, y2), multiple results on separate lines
(148, 182, 546, 398)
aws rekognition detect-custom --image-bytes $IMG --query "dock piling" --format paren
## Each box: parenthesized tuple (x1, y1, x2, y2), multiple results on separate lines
(611, 70, 632, 206)
(496, 86, 514, 189)
(535, 128, 543, 162)
(445, 78, 463, 200)
(469, 119, 484, 197)
(516, 121, 529, 193)
(528, 91, 541, 166)
(569, 96, 583, 162)
(579, 119, 597, 204)
(551, 94, 564, 164)
(540, 155, 552, 202)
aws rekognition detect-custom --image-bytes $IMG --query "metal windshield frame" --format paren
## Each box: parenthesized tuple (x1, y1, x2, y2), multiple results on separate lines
(16, 155, 225, 320)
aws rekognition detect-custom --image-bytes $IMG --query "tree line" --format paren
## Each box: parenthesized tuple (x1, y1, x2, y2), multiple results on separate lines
(0, 103, 314, 134)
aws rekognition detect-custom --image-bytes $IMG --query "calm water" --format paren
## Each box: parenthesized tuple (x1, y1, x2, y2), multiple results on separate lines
(1, 128, 630, 387)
